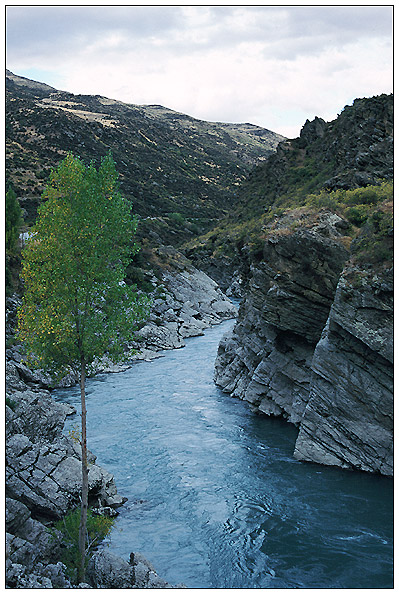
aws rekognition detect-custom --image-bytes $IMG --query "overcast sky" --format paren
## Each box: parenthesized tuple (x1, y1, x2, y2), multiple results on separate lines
(6, 5, 393, 137)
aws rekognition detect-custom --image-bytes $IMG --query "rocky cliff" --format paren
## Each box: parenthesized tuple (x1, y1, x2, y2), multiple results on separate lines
(183, 94, 394, 476)
(214, 206, 393, 475)
(214, 210, 351, 423)
(237, 93, 393, 218)
(293, 263, 393, 474)
(185, 93, 393, 290)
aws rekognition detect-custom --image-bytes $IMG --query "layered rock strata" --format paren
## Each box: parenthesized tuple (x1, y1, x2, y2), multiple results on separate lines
(215, 210, 393, 475)
(215, 211, 350, 423)
(294, 266, 393, 474)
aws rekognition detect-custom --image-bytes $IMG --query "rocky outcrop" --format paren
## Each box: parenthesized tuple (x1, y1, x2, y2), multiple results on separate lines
(215, 210, 350, 422)
(238, 93, 393, 216)
(293, 265, 393, 474)
(87, 551, 184, 589)
(215, 210, 393, 475)
(6, 357, 124, 587)
(130, 247, 237, 361)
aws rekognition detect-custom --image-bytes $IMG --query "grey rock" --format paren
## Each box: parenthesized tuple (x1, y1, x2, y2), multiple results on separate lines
(215, 218, 348, 424)
(6, 533, 37, 568)
(87, 550, 134, 588)
(215, 213, 393, 475)
(42, 562, 72, 588)
(134, 260, 236, 356)
(14, 360, 48, 387)
(6, 560, 54, 588)
(6, 360, 27, 392)
(294, 267, 393, 474)
(6, 387, 71, 443)
(6, 498, 31, 533)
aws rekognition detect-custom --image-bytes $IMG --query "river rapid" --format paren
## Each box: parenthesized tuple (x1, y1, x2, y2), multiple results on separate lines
(54, 319, 393, 589)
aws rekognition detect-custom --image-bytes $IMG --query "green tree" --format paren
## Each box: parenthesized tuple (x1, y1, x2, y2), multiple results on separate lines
(17, 153, 150, 582)
(6, 186, 22, 253)
(6, 186, 23, 295)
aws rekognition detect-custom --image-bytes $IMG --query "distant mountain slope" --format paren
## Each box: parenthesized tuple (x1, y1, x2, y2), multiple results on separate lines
(6, 70, 285, 243)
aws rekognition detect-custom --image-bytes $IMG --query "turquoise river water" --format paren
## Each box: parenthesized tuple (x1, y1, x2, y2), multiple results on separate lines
(54, 318, 393, 589)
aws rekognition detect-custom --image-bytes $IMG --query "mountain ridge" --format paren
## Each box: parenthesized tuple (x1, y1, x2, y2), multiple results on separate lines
(6, 69, 285, 245)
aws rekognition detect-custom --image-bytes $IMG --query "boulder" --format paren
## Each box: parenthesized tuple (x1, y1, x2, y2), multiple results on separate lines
(6, 498, 31, 533)
(87, 550, 134, 588)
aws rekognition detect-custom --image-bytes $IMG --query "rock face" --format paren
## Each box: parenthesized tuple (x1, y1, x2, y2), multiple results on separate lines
(6, 381, 125, 520)
(5, 357, 125, 588)
(215, 211, 393, 475)
(131, 247, 237, 361)
(215, 211, 350, 423)
(87, 551, 184, 589)
(294, 266, 393, 474)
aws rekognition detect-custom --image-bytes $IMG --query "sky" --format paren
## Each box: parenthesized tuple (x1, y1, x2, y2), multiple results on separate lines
(5, 5, 393, 138)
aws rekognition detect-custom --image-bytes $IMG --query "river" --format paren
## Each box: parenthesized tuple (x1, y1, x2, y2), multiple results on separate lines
(54, 318, 393, 589)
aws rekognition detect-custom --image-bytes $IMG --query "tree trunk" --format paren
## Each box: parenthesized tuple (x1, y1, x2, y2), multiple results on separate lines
(78, 357, 89, 583)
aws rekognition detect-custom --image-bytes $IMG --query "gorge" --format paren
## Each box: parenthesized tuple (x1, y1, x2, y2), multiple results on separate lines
(5, 70, 394, 588)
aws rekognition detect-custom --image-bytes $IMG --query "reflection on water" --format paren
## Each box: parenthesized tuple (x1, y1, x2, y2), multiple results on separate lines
(54, 319, 393, 589)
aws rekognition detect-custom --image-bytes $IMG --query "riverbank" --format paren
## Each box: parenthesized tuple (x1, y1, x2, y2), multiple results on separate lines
(6, 275, 203, 588)
(6, 351, 188, 588)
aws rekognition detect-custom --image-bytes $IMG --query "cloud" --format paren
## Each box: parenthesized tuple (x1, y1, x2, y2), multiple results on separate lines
(6, 5, 393, 137)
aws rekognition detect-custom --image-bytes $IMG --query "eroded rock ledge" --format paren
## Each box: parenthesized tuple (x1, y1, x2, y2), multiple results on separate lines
(214, 210, 393, 475)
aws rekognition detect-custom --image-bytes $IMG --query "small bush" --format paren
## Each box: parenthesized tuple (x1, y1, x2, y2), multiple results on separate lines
(6, 397, 17, 411)
(51, 508, 114, 584)
(344, 205, 370, 227)
(168, 212, 185, 226)
(125, 265, 155, 293)
(351, 208, 393, 266)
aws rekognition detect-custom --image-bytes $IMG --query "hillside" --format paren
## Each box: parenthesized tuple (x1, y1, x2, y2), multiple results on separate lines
(185, 93, 393, 284)
(5, 70, 284, 245)
(238, 93, 393, 217)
